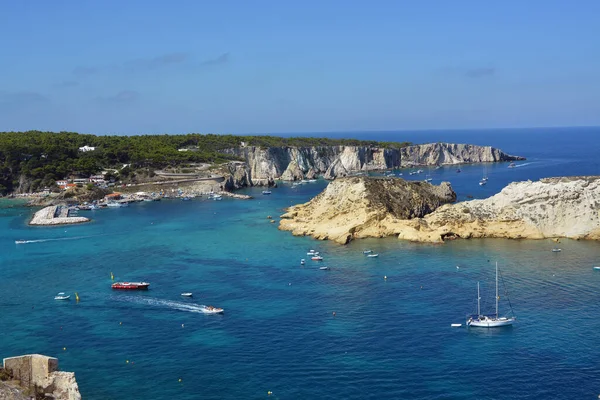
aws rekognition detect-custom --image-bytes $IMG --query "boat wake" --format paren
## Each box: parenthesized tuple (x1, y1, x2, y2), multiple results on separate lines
(15, 234, 109, 245)
(111, 295, 221, 314)
(512, 162, 536, 168)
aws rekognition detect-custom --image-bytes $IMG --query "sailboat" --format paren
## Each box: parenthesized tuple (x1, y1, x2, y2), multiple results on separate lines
(466, 262, 516, 328)
(479, 166, 488, 186)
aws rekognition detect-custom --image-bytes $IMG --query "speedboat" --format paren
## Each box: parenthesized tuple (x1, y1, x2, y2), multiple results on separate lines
(311, 255, 324, 261)
(111, 282, 150, 290)
(319, 266, 330, 270)
(54, 292, 70, 300)
(508, 162, 516, 168)
(262, 190, 272, 195)
(181, 293, 193, 297)
(202, 305, 224, 314)
(15, 240, 27, 244)
(363, 250, 373, 254)
(367, 254, 379, 258)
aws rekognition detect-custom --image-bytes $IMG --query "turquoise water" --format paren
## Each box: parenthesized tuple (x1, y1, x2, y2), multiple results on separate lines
(2, 128, 600, 399)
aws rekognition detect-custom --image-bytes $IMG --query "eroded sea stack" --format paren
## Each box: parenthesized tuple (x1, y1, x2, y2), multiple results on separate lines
(279, 176, 600, 244)
(279, 176, 456, 244)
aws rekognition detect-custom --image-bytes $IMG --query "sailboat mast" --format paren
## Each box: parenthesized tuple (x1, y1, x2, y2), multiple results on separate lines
(495, 262, 499, 318)
(477, 282, 481, 316)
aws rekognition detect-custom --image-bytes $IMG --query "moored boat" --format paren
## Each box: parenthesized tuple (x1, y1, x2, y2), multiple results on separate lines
(363, 249, 373, 254)
(111, 282, 150, 290)
(54, 292, 70, 300)
(181, 292, 193, 297)
(311, 255, 324, 261)
(367, 254, 379, 258)
(262, 190, 272, 195)
(319, 266, 330, 270)
(466, 262, 516, 328)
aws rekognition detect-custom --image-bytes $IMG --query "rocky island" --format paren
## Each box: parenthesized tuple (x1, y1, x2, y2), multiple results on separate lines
(225, 142, 524, 188)
(279, 176, 600, 244)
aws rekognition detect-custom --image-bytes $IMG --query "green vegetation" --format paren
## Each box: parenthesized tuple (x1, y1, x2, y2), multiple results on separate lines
(0, 131, 410, 194)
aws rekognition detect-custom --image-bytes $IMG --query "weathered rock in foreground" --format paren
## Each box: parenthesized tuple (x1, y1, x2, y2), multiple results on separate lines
(29, 206, 89, 226)
(280, 176, 600, 244)
(279, 176, 456, 244)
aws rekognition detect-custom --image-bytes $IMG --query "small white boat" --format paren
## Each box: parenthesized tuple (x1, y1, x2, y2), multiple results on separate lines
(181, 293, 193, 297)
(451, 323, 462, 327)
(367, 254, 379, 258)
(54, 292, 70, 301)
(508, 162, 516, 168)
(479, 180, 487, 186)
(593, 267, 600, 271)
(363, 249, 373, 254)
(300, 259, 305, 265)
(311, 255, 324, 261)
(319, 266, 330, 270)
(262, 190, 272, 195)
(552, 248, 562, 252)
(201, 305, 224, 314)
(307, 251, 319, 256)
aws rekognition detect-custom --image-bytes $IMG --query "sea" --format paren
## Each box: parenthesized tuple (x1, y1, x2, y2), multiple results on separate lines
(1, 126, 599, 399)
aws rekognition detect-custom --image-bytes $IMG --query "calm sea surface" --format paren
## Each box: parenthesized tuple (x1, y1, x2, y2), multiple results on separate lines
(1, 127, 600, 399)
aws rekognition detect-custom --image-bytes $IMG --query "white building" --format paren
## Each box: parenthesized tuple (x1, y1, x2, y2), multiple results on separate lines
(79, 145, 96, 152)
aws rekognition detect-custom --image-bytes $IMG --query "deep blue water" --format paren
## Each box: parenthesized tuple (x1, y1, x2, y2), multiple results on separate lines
(1, 127, 600, 399)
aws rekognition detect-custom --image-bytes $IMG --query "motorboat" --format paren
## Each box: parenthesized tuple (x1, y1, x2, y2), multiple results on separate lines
(367, 254, 379, 258)
(307, 251, 319, 256)
(300, 259, 305, 265)
(181, 293, 193, 297)
(54, 292, 70, 300)
(456, 168, 461, 173)
(15, 240, 27, 244)
(262, 190, 272, 195)
(111, 282, 150, 290)
(319, 266, 330, 270)
(552, 248, 562, 252)
(202, 305, 224, 314)
(479, 180, 487, 186)
(311, 255, 324, 261)
(363, 250, 373, 254)
(593, 267, 600, 271)
(508, 162, 516, 168)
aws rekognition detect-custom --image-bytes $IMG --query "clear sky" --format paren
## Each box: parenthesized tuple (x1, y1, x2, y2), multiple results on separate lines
(1, 0, 599, 134)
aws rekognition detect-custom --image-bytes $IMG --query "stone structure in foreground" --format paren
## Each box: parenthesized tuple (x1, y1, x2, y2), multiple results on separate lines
(2, 354, 81, 400)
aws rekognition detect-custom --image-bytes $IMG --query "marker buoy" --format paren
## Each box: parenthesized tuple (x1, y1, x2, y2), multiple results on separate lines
(332, 311, 336, 316)
(384, 275, 387, 280)
(126, 360, 129, 364)
(181, 324, 184, 328)
(119, 322, 122, 325)
(63, 347, 66, 351)
(179, 378, 182, 382)
(267, 391, 272, 396)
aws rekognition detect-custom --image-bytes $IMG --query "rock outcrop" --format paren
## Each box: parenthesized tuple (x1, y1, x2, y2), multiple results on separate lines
(280, 176, 600, 244)
(279, 176, 456, 244)
(223, 144, 523, 187)
(399, 142, 525, 167)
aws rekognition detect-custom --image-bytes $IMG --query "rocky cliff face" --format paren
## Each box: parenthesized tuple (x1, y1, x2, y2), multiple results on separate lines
(399, 142, 525, 167)
(279, 176, 456, 244)
(279, 176, 600, 244)
(396, 176, 600, 243)
(223, 144, 523, 187)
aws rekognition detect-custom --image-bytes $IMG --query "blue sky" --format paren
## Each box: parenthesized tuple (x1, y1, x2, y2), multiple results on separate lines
(1, 0, 599, 134)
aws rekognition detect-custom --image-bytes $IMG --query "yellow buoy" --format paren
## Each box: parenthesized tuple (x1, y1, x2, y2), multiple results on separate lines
(267, 391, 272, 395)
(110, 272, 114, 280)
(126, 360, 129, 364)
(63, 347, 66, 351)
(75, 292, 80, 302)
(178, 378, 182, 382)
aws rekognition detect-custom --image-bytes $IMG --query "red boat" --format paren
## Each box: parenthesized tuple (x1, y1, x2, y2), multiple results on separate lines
(111, 282, 150, 290)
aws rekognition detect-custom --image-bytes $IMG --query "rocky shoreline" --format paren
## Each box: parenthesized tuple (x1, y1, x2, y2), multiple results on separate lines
(279, 176, 600, 244)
